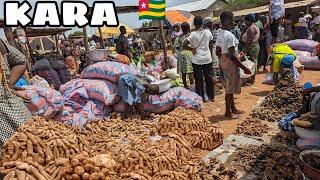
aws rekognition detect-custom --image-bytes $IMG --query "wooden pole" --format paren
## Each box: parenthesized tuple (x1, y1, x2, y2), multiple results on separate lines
(83, 26, 89, 51)
(98, 27, 105, 49)
(159, 20, 168, 69)
(54, 34, 60, 53)
(3, 27, 18, 49)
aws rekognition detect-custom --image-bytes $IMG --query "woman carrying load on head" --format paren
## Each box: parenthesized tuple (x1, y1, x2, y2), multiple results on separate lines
(0, 39, 31, 156)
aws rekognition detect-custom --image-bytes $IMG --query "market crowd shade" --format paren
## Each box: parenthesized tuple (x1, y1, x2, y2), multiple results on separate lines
(4, 1, 119, 27)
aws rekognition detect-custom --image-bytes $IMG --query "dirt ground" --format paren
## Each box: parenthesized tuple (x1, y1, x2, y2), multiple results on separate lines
(203, 70, 320, 137)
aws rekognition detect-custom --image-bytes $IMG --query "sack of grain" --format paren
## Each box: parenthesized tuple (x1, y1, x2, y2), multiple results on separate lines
(142, 87, 203, 114)
(80, 61, 137, 83)
(285, 39, 320, 53)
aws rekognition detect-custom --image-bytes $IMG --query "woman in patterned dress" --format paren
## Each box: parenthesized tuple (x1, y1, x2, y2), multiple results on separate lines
(173, 22, 194, 89)
(216, 12, 251, 118)
(0, 39, 31, 156)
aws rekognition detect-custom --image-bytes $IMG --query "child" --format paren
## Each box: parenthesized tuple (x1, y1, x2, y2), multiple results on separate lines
(216, 11, 251, 118)
(173, 22, 194, 89)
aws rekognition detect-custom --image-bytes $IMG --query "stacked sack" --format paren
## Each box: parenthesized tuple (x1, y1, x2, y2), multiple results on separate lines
(285, 39, 320, 70)
(81, 61, 203, 115)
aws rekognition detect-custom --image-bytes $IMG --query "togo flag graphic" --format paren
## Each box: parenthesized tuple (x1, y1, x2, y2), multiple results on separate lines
(139, 0, 166, 20)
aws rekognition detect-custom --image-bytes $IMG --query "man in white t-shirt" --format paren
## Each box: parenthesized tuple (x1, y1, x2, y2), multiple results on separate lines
(184, 16, 215, 102)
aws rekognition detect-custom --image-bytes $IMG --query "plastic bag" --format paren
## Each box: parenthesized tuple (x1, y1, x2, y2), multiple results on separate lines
(240, 57, 256, 79)
(163, 68, 179, 80)
(262, 73, 274, 85)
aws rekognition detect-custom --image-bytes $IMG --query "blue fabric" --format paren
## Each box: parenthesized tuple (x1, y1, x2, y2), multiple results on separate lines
(282, 55, 296, 67)
(279, 112, 299, 131)
(15, 77, 29, 87)
(118, 74, 145, 106)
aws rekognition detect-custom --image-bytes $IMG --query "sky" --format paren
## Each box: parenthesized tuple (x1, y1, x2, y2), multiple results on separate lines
(0, 0, 198, 38)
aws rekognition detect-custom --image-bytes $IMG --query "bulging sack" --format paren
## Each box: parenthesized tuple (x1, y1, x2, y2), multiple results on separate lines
(299, 56, 320, 70)
(80, 61, 137, 83)
(285, 39, 320, 53)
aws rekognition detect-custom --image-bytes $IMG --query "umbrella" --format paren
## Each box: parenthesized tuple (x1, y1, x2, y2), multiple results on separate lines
(165, 10, 194, 28)
(94, 23, 135, 39)
(311, 16, 320, 25)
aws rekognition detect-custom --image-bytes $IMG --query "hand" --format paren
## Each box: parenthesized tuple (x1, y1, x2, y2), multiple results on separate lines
(191, 48, 197, 55)
(244, 68, 251, 75)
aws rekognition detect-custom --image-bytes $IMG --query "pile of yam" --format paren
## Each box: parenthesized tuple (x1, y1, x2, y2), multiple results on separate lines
(0, 108, 223, 179)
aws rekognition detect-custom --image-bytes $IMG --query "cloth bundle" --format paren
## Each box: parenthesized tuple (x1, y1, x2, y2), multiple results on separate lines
(80, 61, 137, 83)
(142, 87, 203, 114)
(279, 112, 298, 131)
(299, 56, 320, 70)
(60, 79, 120, 106)
(16, 85, 64, 119)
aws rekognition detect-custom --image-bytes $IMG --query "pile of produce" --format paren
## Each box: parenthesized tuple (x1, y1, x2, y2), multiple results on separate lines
(0, 108, 224, 179)
(302, 153, 320, 171)
(236, 118, 271, 136)
(252, 70, 303, 122)
(196, 159, 237, 180)
(271, 131, 298, 146)
(265, 151, 304, 180)
(229, 144, 301, 178)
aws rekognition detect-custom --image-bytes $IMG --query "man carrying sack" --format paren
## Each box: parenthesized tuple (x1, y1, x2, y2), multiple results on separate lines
(0, 39, 31, 156)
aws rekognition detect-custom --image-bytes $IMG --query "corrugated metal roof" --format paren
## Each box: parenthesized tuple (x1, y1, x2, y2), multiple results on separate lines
(167, 0, 218, 12)
(234, 0, 317, 17)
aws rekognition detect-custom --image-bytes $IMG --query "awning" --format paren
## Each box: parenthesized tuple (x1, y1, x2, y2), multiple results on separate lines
(94, 23, 135, 39)
(233, 0, 317, 17)
(14, 27, 71, 38)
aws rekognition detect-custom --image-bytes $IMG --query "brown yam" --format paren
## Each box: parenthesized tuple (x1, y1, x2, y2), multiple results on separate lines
(71, 174, 81, 180)
(15, 170, 26, 180)
(74, 166, 85, 176)
(89, 172, 99, 180)
(82, 173, 90, 180)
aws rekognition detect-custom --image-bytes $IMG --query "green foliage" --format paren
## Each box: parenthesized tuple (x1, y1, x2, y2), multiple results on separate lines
(68, 31, 84, 38)
(226, 0, 268, 10)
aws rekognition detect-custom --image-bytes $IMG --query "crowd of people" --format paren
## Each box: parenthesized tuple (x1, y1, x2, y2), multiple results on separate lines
(110, 10, 320, 119)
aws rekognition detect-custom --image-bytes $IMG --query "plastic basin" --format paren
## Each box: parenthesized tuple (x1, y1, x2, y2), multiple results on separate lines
(300, 150, 320, 180)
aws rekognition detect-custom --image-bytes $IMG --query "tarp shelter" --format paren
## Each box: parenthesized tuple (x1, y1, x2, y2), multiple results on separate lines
(15, 27, 71, 38)
(93, 23, 135, 39)
(312, 6, 320, 14)
(233, 0, 317, 17)
(165, 10, 194, 28)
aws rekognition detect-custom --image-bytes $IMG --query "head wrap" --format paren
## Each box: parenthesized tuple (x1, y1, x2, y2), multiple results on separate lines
(282, 54, 296, 67)
(245, 13, 256, 23)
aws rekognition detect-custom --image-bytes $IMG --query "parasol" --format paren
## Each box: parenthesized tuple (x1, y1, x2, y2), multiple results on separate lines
(165, 10, 194, 28)
(94, 23, 135, 39)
